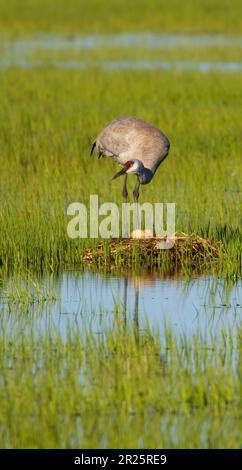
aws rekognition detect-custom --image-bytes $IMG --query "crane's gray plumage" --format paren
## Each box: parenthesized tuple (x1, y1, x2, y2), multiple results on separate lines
(91, 116, 170, 202)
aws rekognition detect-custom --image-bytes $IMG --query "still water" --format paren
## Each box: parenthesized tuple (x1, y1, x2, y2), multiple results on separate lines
(1, 33, 242, 72)
(1, 58, 241, 72)
(1, 271, 241, 343)
(2, 33, 242, 50)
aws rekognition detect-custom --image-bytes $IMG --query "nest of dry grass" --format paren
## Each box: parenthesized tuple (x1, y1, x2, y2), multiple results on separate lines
(83, 232, 220, 271)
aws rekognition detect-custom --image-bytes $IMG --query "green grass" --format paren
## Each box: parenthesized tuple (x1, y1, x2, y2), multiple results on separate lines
(0, 310, 241, 448)
(0, 68, 241, 275)
(0, 0, 242, 36)
(24, 44, 242, 64)
(0, 0, 241, 450)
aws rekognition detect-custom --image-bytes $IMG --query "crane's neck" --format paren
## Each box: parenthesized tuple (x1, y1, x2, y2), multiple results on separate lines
(138, 167, 153, 185)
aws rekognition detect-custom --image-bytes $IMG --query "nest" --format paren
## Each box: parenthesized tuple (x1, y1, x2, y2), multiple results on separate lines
(82, 232, 220, 272)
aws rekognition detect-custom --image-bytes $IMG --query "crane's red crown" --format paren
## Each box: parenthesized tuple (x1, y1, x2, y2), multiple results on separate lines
(124, 161, 134, 169)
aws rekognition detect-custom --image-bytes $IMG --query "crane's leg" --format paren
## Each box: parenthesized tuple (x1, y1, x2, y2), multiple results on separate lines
(122, 174, 128, 202)
(122, 175, 129, 238)
(133, 178, 140, 203)
(133, 177, 140, 231)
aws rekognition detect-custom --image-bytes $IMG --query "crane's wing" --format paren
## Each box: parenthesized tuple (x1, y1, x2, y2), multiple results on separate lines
(92, 116, 170, 172)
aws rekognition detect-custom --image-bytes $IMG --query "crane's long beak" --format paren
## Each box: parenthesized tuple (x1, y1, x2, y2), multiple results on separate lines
(111, 167, 127, 180)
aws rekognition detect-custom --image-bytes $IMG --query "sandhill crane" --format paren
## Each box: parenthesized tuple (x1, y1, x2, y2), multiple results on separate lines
(91, 116, 170, 203)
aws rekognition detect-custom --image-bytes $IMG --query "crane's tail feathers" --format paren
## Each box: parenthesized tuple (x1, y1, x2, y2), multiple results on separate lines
(90, 141, 96, 156)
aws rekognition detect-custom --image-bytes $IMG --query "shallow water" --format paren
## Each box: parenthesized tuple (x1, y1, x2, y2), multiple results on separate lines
(2, 58, 242, 72)
(3, 33, 242, 50)
(1, 33, 242, 72)
(1, 271, 241, 343)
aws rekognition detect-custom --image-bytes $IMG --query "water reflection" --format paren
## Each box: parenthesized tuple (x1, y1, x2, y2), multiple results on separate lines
(0, 271, 241, 343)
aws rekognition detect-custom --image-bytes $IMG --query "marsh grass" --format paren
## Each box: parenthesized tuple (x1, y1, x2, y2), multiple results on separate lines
(0, 68, 241, 276)
(0, 311, 241, 448)
(0, 0, 241, 452)
(0, 0, 241, 35)
(82, 234, 221, 276)
(3, 40, 242, 66)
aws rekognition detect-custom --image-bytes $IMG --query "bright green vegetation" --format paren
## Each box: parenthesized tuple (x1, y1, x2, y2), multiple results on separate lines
(0, 68, 241, 275)
(0, 311, 241, 448)
(0, 0, 241, 451)
(0, 0, 242, 36)
(24, 44, 242, 65)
